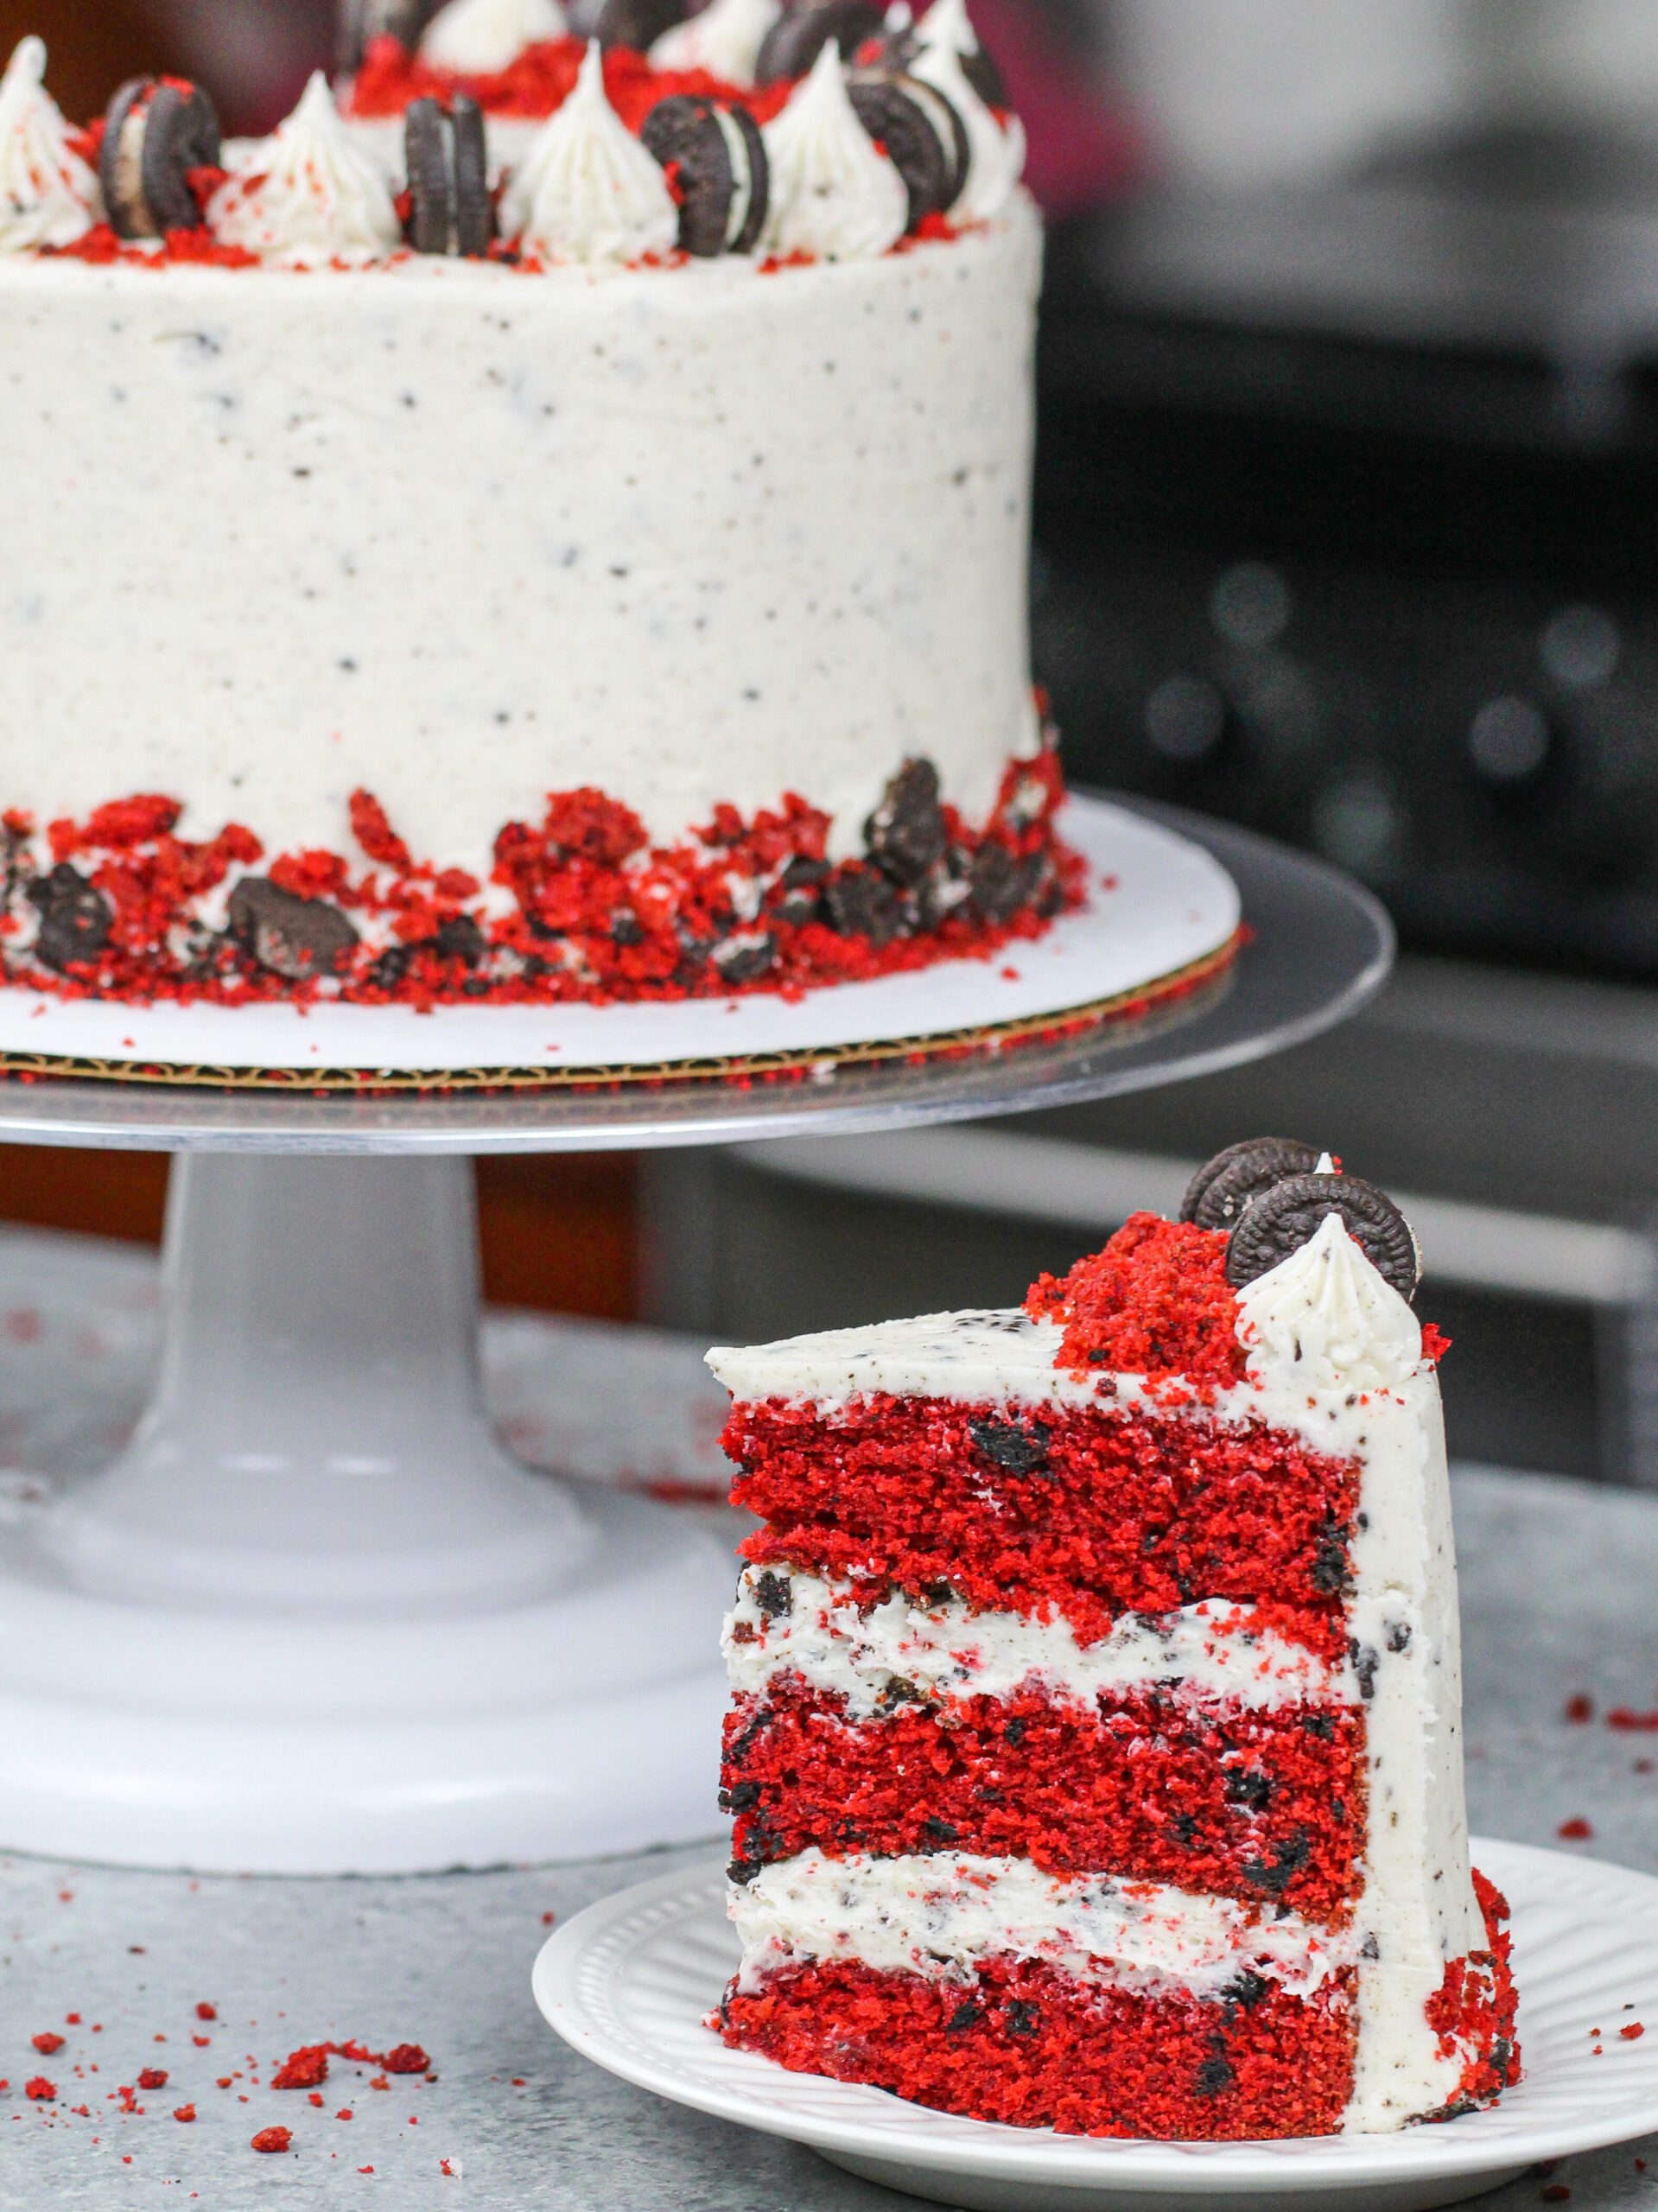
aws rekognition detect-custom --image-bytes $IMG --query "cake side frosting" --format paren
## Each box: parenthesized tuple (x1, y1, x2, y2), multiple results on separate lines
(708, 1156, 1518, 2136)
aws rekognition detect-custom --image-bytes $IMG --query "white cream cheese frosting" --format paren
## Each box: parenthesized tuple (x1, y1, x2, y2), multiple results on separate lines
(208, 73, 403, 268)
(726, 1565, 1347, 1715)
(909, 0, 1023, 222)
(0, 37, 98, 252)
(760, 42, 908, 261)
(420, 0, 569, 73)
(650, 0, 782, 86)
(500, 40, 679, 266)
(1236, 1212, 1423, 1395)
(732, 1848, 1358, 2002)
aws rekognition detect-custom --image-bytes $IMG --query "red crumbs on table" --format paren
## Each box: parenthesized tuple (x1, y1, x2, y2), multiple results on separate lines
(24, 2076, 55, 2101)
(1026, 1215, 1245, 1389)
(174, 2103, 196, 2123)
(251, 2126, 291, 2153)
(195, 2003, 217, 2021)
(31, 2034, 64, 2055)
(1558, 1817, 1594, 1840)
(1607, 1709, 1658, 1732)
(137, 2068, 167, 2089)
(1565, 1694, 1594, 1724)
(1420, 1321, 1452, 1364)
(1622, 2023, 1646, 2039)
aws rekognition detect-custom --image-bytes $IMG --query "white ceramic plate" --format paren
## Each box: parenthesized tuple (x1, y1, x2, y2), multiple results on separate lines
(533, 1839, 1658, 2212)
(0, 796, 1237, 1077)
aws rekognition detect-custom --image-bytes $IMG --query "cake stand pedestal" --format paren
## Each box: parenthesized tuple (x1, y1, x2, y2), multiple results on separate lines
(0, 805, 1392, 1873)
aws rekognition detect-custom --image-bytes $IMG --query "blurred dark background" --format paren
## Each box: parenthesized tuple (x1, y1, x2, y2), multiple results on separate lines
(14, 0, 1658, 1483)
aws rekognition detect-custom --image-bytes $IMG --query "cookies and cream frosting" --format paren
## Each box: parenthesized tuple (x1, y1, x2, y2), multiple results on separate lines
(0, 36, 98, 252)
(760, 44, 908, 262)
(208, 72, 402, 268)
(420, 0, 570, 73)
(499, 40, 680, 265)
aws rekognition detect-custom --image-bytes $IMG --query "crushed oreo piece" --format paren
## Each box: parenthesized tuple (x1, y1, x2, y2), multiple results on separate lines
(1360, 1932, 1381, 1961)
(825, 862, 903, 946)
(28, 865, 112, 973)
(711, 930, 778, 985)
(1302, 1710, 1335, 1741)
(609, 905, 645, 946)
(405, 96, 494, 257)
(752, 1569, 791, 1618)
(1181, 1137, 1323, 1230)
(865, 758, 945, 885)
(100, 76, 221, 240)
(1003, 2000, 1040, 2039)
(594, 0, 689, 49)
(944, 2001, 981, 2034)
(1194, 2050, 1235, 2097)
(1350, 1643, 1381, 1700)
(1242, 1831, 1309, 1896)
(717, 1780, 761, 1813)
(874, 1675, 930, 1713)
(366, 944, 411, 992)
(919, 1815, 959, 1845)
(228, 877, 359, 982)
(756, 0, 886, 85)
(435, 912, 486, 966)
(848, 74, 963, 227)
(1223, 1970, 1271, 2010)
(1310, 1536, 1350, 1595)
(772, 855, 829, 926)
(969, 840, 1041, 923)
(967, 1415, 1051, 1476)
(641, 95, 769, 257)
(1223, 1767, 1273, 1813)
(1225, 1171, 1421, 1300)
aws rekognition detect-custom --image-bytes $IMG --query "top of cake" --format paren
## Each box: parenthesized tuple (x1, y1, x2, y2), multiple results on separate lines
(0, 0, 1026, 276)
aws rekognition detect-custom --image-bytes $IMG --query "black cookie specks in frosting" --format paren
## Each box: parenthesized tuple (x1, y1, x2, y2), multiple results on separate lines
(640, 96, 769, 258)
(99, 76, 221, 240)
(405, 95, 493, 256)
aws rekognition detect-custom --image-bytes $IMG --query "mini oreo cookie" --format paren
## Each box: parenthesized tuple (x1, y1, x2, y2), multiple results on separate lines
(100, 77, 221, 240)
(880, 17, 1008, 110)
(229, 877, 360, 982)
(594, 0, 688, 48)
(864, 757, 945, 884)
(1223, 1172, 1421, 1300)
(405, 96, 493, 257)
(847, 73, 965, 227)
(640, 95, 769, 257)
(755, 0, 886, 86)
(1181, 1137, 1323, 1230)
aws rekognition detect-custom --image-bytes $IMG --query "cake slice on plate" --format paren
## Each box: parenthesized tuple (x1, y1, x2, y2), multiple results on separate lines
(706, 1141, 1519, 2138)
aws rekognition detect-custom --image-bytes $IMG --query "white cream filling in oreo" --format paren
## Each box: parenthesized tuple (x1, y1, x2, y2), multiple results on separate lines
(709, 101, 753, 250)
(731, 1848, 1359, 2002)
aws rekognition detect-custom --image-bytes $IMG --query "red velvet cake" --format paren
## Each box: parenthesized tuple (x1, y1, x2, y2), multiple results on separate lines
(705, 1141, 1519, 2138)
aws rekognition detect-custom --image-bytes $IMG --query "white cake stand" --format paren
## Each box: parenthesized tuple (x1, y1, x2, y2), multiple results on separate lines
(0, 800, 1390, 1875)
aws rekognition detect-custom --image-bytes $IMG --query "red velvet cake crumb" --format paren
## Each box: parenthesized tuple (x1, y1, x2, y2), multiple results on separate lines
(1026, 1215, 1247, 1390)
(717, 1956, 1357, 2139)
(723, 1680, 1365, 1920)
(1425, 1872, 1521, 2107)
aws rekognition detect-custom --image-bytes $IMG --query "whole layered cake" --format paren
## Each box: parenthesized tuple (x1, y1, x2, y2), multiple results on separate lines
(706, 1141, 1519, 2138)
(0, 0, 1069, 1006)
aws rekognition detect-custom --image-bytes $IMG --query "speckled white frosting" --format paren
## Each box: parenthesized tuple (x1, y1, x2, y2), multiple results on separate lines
(0, 38, 97, 252)
(0, 195, 1040, 880)
(732, 1848, 1358, 2001)
(711, 1219, 1490, 2133)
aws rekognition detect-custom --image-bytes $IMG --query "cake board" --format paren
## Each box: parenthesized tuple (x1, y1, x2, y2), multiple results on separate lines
(0, 799, 1392, 1874)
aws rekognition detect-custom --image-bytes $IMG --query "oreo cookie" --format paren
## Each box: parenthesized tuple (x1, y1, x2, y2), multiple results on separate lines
(229, 877, 360, 982)
(27, 865, 112, 974)
(1223, 1173, 1421, 1300)
(880, 16, 1008, 109)
(1181, 1138, 1323, 1231)
(404, 95, 493, 257)
(99, 77, 222, 240)
(593, 0, 689, 49)
(337, 0, 442, 74)
(640, 95, 769, 257)
(755, 0, 886, 86)
(848, 71, 967, 224)
(864, 758, 945, 884)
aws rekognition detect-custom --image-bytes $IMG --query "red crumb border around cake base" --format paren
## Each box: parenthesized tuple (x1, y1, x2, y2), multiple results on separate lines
(728, 1397, 1359, 1662)
(716, 1956, 1359, 2139)
(721, 1680, 1365, 1922)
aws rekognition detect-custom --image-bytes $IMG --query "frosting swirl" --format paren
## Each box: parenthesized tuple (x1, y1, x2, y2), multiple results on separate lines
(760, 42, 906, 262)
(207, 73, 402, 266)
(1235, 1212, 1424, 1393)
(501, 41, 678, 266)
(910, 0, 1023, 222)
(649, 0, 782, 87)
(0, 36, 98, 252)
(420, 0, 569, 75)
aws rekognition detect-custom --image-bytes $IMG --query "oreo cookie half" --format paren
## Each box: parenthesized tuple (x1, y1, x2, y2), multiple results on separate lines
(100, 77, 222, 240)
(594, 0, 689, 49)
(1223, 1173, 1421, 1300)
(1181, 1137, 1324, 1231)
(755, 0, 886, 86)
(338, 0, 442, 75)
(404, 96, 493, 257)
(641, 95, 769, 257)
(847, 73, 966, 227)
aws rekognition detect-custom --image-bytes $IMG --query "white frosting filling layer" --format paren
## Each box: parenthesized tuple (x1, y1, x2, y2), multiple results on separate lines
(760, 43, 908, 261)
(208, 73, 403, 268)
(731, 1848, 1357, 2001)
(650, 0, 782, 86)
(500, 41, 678, 266)
(712, 1219, 1488, 2132)
(725, 1566, 1346, 1716)
(0, 197, 1039, 880)
(420, 0, 569, 73)
(0, 37, 98, 252)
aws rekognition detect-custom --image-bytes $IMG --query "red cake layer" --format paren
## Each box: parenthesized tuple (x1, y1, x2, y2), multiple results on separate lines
(349, 33, 799, 128)
(729, 1397, 1358, 1660)
(721, 1679, 1364, 1919)
(0, 753, 1079, 1007)
(716, 1954, 1359, 2139)
(1428, 1872, 1521, 2111)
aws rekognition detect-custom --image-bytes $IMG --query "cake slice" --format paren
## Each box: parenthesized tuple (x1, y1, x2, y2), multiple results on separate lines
(705, 1142, 1518, 2139)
